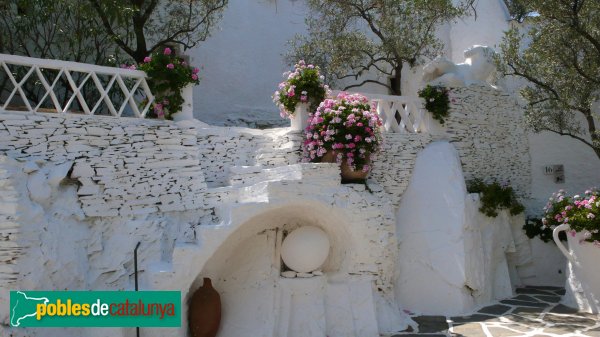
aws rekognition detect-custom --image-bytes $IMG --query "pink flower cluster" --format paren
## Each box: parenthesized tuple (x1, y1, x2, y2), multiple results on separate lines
(303, 92, 382, 172)
(120, 64, 137, 70)
(153, 99, 170, 118)
(272, 60, 328, 118)
(543, 188, 600, 245)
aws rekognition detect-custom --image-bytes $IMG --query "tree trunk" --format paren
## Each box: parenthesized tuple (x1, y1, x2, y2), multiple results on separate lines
(585, 113, 600, 160)
(390, 65, 403, 96)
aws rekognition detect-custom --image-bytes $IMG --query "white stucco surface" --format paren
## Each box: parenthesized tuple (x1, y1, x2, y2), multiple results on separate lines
(394, 141, 528, 315)
(0, 79, 598, 335)
(189, 0, 308, 125)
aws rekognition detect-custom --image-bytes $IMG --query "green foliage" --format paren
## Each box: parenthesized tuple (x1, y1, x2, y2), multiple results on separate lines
(523, 217, 566, 243)
(467, 179, 525, 218)
(286, 0, 474, 95)
(86, 0, 228, 62)
(495, 0, 600, 159)
(138, 49, 200, 120)
(418, 85, 450, 124)
(0, 0, 228, 64)
(0, 0, 121, 64)
(273, 61, 328, 117)
(502, 0, 534, 23)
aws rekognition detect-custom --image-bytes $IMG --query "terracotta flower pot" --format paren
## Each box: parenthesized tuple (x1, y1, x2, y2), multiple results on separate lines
(320, 151, 370, 182)
(189, 278, 221, 337)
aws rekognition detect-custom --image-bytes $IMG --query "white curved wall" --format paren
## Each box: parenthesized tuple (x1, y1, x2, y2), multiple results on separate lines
(188, 0, 309, 125)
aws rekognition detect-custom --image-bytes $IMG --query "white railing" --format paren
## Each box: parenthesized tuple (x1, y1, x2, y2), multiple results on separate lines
(332, 91, 427, 133)
(0, 53, 154, 117)
(369, 93, 426, 133)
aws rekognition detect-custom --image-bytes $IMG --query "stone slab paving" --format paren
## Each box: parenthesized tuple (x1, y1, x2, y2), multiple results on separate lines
(391, 286, 600, 337)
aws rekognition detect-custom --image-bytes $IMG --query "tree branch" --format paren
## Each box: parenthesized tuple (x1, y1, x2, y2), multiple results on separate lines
(546, 128, 594, 148)
(343, 79, 392, 91)
(149, 0, 227, 53)
(87, 0, 136, 57)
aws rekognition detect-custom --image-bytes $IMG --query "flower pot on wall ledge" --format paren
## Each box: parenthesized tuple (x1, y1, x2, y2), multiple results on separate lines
(290, 102, 310, 132)
(171, 84, 194, 122)
(553, 224, 600, 313)
(321, 151, 370, 182)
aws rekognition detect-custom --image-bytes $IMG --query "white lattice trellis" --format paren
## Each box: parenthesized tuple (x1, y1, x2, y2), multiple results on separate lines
(0, 53, 154, 117)
(370, 94, 426, 133)
(332, 91, 426, 133)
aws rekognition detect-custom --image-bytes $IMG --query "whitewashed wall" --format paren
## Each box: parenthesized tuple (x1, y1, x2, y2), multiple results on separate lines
(188, 0, 513, 124)
(448, 0, 511, 62)
(189, 0, 309, 126)
(0, 82, 597, 334)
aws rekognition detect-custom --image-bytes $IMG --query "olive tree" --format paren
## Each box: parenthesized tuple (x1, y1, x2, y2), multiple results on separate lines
(0, 0, 118, 64)
(87, 0, 228, 63)
(0, 0, 228, 64)
(496, 0, 600, 158)
(287, 0, 474, 95)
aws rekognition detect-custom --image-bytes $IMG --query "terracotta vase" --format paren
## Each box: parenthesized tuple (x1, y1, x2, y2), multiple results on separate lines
(320, 151, 370, 182)
(189, 278, 221, 337)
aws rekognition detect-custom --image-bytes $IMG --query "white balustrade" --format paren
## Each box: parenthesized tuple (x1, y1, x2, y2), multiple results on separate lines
(331, 91, 427, 133)
(0, 53, 154, 117)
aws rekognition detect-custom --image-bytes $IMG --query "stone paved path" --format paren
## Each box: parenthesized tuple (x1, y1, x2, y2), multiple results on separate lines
(392, 286, 600, 337)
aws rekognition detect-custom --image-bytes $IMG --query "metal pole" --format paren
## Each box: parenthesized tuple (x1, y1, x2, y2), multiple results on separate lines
(134, 242, 141, 337)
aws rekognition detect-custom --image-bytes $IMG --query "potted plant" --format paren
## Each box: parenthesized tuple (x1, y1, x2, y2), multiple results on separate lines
(138, 47, 200, 120)
(545, 189, 600, 313)
(304, 92, 383, 182)
(273, 60, 329, 131)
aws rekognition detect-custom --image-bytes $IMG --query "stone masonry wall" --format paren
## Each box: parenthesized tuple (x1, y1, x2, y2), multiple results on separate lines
(370, 84, 531, 206)
(445, 85, 530, 196)
(0, 114, 207, 217)
(0, 84, 530, 217)
(0, 84, 531, 320)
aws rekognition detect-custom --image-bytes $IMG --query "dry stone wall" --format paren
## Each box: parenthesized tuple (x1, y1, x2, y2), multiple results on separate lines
(0, 114, 207, 217)
(0, 84, 532, 318)
(370, 84, 531, 206)
(444, 85, 530, 197)
(0, 84, 530, 217)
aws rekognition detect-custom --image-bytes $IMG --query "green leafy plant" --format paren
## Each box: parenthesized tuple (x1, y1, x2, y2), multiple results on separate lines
(467, 179, 525, 217)
(418, 85, 450, 124)
(523, 217, 566, 243)
(137, 47, 200, 120)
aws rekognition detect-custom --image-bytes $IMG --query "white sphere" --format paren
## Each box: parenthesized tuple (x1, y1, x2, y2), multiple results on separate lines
(281, 226, 330, 273)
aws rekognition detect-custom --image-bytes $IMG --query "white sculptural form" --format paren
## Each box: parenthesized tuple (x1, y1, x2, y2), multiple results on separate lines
(422, 45, 496, 87)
